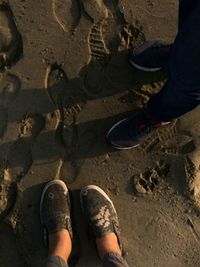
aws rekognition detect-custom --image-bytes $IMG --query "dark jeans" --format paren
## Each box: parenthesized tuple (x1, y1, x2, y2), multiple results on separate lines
(148, 0, 200, 122)
(44, 253, 129, 267)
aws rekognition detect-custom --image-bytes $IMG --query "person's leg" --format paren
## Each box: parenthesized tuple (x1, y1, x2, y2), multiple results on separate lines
(108, 1, 200, 149)
(148, 1, 200, 121)
(44, 230, 71, 267)
(98, 234, 129, 267)
(45, 255, 68, 267)
(40, 180, 73, 267)
(128, 0, 197, 73)
(178, 0, 197, 30)
(80, 185, 129, 267)
(102, 252, 129, 267)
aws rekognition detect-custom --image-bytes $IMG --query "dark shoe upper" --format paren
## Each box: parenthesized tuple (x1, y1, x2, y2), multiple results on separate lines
(40, 180, 72, 240)
(107, 109, 171, 149)
(129, 40, 172, 72)
(80, 185, 121, 241)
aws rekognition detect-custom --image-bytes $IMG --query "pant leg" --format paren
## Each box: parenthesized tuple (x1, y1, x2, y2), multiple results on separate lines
(102, 252, 129, 267)
(44, 256, 68, 267)
(179, 0, 197, 30)
(148, 1, 200, 122)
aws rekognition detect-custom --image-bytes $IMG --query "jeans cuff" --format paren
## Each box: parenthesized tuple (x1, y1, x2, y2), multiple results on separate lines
(45, 255, 67, 267)
(103, 252, 128, 266)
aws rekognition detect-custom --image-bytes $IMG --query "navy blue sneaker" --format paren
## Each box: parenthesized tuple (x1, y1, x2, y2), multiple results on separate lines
(129, 41, 172, 72)
(107, 109, 171, 150)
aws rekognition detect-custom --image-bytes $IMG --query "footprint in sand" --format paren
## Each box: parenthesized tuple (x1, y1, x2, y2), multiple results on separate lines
(139, 112, 173, 154)
(45, 63, 84, 127)
(184, 149, 200, 208)
(0, 111, 45, 221)
(118, 23, 145, 51)
(44, 64, 70, 112)
(4, 139, 33, 182)
(44, 64, 72, 157)
(132, 82, 164, 108)
(45, 111, 60, 131)
(140, 133, 160, 154)
(82, 2, 143, 97)
(45, 64, 83, 182)
(60, 127, 97, 184)
(0, 73, 21, 106)
(0, 181, 17, 222)
(82, 0, 108, 23)
(157, 121, 196, 156)
(58, 125, 79, 183)
(45, 65, 69, 158)
(88, 22, 109, 60)
(161, 134, 196, 155)
(81, 22, 109, 97)
(0, 3, 23, 71)
(45, 65, 96, 184)
(0, 73, 21, 138)
(52, 0, 81, 33)
(0, 139, 32, 221)
(53, 0, 108, 33)
(81, 61, 106, 98)
(59, 160, 79, 184)
(19, 113, 45, 141)
(133, 160, 170, 195)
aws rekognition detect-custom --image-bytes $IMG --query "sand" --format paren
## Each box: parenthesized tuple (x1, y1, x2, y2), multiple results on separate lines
(0, 0, 200, 266)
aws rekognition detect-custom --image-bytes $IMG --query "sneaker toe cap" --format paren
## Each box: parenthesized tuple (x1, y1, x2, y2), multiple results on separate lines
(107, 119, 138, 149)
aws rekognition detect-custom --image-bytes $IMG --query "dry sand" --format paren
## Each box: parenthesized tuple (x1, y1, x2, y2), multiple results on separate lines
(0, 0, 200, 266)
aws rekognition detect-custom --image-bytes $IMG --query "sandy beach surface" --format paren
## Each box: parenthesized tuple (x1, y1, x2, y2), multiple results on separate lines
(1, 0, 200, 266)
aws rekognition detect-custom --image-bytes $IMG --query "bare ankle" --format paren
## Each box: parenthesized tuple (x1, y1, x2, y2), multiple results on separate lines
(49, 229, 72, 262)
(96, 233, 122, 259)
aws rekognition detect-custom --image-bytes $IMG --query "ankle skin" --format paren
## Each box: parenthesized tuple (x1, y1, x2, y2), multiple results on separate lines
(95, 233, 122, 259)
(48, 230, 72, 263)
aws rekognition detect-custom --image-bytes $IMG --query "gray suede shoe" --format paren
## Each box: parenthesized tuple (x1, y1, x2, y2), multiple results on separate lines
(40, 180, 73, 246)
(80, 185, 122, 250)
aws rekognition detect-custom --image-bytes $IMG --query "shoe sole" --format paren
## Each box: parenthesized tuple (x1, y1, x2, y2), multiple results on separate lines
(106, 118, 140, 150)
(80, 185, 117, 217)
(129, 59, 161, 72)
(40, 179, 70, 227)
